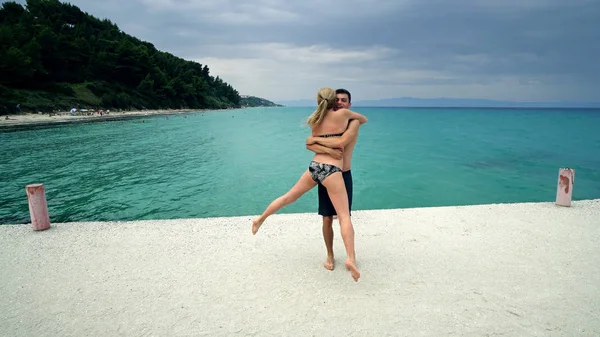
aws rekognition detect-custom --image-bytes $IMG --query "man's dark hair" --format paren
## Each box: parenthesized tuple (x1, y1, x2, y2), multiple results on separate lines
(335, 88, 351, 103)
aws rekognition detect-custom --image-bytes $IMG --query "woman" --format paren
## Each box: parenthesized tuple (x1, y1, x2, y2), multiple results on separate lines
(252, 87, 368, 282)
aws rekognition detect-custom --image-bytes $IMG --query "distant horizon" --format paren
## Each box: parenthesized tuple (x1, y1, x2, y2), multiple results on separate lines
(269, 106, 600, 109)
(272, 96, 600, 109)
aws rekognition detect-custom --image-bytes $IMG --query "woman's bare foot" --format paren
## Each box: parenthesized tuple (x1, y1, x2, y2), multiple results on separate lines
(345, 259, 360, 282)
(324, 255, 335, 270)
(252, 217, 264, 235)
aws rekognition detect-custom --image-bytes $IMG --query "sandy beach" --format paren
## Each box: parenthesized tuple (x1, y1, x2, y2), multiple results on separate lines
(1, 199, 599, 336)
(0, 108, 212, 128)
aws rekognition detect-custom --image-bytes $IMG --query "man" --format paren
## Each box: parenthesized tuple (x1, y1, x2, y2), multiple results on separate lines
(305, 88, 363, 271)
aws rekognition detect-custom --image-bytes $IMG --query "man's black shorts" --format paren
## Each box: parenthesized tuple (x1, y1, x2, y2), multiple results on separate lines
(317, 170, 353, 217)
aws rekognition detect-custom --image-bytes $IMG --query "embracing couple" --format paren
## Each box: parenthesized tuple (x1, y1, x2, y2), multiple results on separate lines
(252, 88, 367, 282)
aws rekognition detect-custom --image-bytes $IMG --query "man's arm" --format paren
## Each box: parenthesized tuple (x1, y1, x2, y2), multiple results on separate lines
(306, 143, 343, 160)
(340, 109, 368, 125)
(306, 119, 361, 149)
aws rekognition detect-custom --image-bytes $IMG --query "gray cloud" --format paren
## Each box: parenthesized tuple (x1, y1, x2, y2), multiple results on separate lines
(3, 0, 599, 101)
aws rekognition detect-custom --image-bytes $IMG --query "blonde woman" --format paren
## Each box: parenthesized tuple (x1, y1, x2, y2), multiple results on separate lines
(252, 88, 368, 282)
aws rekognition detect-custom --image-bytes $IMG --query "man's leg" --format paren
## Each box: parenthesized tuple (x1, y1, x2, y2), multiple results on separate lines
(318, 183, 336, 270)
(322, 216, 334, 267)
(343, 170, 353, 217)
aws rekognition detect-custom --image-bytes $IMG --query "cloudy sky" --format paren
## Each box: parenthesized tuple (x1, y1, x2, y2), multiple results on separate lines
(7, 0, 600, 102)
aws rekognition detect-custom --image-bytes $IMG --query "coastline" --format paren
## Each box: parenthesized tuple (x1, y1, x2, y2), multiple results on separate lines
(0, 108, 230, 129)
(1, 199, 599, 335)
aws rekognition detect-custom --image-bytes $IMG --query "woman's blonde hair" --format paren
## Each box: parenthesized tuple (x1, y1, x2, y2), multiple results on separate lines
(306, 88, 336, 127)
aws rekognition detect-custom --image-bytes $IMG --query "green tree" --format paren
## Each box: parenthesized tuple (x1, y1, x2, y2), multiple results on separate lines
(0, 0, 243, 113)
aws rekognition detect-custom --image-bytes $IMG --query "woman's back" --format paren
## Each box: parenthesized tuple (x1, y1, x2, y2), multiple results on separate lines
(310, 108, 366, 167)
(305, 88, 368, 168)
(311, 108, 348, 137)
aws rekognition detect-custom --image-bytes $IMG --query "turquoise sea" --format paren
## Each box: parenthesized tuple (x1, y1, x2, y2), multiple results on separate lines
(1, 107, 599, 224)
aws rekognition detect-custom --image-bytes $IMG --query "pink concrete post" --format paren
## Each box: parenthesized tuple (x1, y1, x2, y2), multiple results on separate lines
(25, 184, 51, 231)
(555, 168, 575, 207)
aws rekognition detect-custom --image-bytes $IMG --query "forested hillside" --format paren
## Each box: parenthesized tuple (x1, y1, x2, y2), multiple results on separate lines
(240, 96, 283, 107)
(0, 0, 241, 114)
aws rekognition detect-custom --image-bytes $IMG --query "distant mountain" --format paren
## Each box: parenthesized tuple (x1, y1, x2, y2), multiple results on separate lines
(275, 97, 600, 108)
(240, 95, 283, 107)
(352, 97, 600, 108)
(273, 99, 314, 107)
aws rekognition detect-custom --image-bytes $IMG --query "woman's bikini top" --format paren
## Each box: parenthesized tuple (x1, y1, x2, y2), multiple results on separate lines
(318, 132, 344, 138)
(316, 120, 353, 138)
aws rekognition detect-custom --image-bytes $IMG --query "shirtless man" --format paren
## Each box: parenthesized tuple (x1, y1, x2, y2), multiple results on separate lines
(305, 88, 362, 270)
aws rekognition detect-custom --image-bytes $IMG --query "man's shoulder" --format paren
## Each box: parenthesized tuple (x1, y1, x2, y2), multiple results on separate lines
(330, 108, 351, 119)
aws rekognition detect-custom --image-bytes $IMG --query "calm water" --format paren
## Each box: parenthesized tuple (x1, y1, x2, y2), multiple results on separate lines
(1, 107, 599, 224)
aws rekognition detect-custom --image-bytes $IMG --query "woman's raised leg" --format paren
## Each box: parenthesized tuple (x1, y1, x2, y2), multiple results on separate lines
(252, 170, 316, 235)
(321, 172, 360, 282)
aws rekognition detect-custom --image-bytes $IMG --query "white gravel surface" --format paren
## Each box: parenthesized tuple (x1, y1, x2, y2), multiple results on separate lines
(1, 199, 599, 336)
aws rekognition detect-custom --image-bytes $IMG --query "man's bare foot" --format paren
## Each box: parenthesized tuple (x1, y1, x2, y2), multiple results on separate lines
(345, 259, 360, 282)
(252, 217, 264, 235)
(324, 255, 335, 270)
